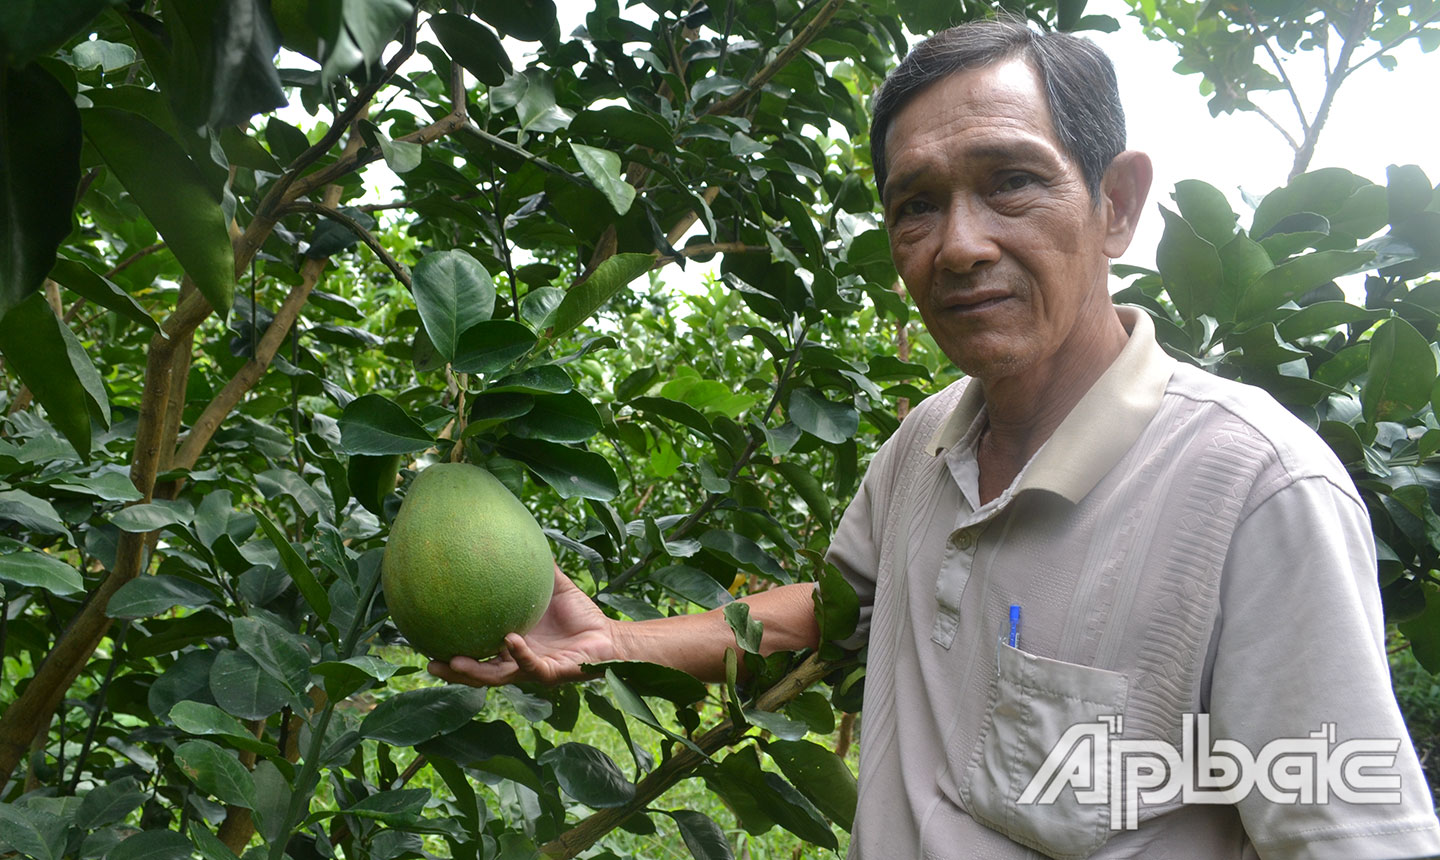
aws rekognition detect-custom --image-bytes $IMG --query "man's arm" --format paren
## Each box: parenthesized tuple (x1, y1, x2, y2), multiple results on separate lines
(428, 565, 820, 687)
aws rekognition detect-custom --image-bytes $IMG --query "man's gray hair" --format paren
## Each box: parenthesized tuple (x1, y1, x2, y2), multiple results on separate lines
(870, 17, 1126, 202)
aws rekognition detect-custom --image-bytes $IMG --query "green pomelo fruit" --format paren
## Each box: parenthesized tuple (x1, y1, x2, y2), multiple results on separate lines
(381, 463, 554, 660)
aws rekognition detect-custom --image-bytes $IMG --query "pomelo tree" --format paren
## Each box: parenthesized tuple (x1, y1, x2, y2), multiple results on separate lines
(1, 0, 1439, 857)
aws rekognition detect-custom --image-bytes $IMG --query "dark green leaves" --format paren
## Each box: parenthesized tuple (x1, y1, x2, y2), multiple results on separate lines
(571, 143, 635, 215)
(550, 253, 653, 337)
(360, 685, 489, 746)
(0, 63, 80, 318)
(83, 107, 235, 315)
(787, 388, 857, 445)
(666, 810, 734, 860)
(539, 743, 636, 808)
(428, 14, 511, 86)
(48, 258, 158, 331)
(0, 550, 83, 596)
(108, 574, 215, 618)
(502, 437, 619, 501)
(452, 320, 536, 374)
(339, 394, 433, 455)
(1363, 318, 1436, 423)
(411, 250, 497, 363)
(175, 740, 258, 808)
(1156, 206, 1221, 321)
(766, 739, 857, 831)
(0, 291, 110, 456)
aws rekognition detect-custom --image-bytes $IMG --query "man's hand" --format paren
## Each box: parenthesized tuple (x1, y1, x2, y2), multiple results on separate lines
(428, 565, 620, 687)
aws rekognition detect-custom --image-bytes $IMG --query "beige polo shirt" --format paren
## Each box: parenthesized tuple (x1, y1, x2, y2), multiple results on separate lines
(828, 306, 1440, 860)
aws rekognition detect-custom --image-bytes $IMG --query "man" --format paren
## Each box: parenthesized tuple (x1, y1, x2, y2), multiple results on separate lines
(432, 18, 1440, 859)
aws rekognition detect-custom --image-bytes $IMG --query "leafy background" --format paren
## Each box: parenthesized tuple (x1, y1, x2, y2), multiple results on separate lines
(2, 0, 1439, 858)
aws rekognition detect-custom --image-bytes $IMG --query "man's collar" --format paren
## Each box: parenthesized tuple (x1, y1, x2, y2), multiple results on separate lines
(926, 305, 1176, 503)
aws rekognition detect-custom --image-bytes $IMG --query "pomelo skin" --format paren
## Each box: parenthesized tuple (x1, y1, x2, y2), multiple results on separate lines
(381, 463, 555, 661)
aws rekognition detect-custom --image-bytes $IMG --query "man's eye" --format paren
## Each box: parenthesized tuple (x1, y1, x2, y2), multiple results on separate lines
(895, 199, 934, 218)
(995, 173, 1035, 193)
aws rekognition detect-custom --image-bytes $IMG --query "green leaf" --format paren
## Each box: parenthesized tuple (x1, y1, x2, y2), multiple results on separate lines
(0, 0, 112, 65)
(1252, 168, 1369, 238)
(360, 685, 489, 745)
(724, 601, 763, 654)
(429, 13, 511, 86)
(0, 803, 63, 860)
(204, 0, 287, 126)
(475, 0, 557, 40)
(253, 507, 331, 621)
(501, 437, 619, 501)
(539, 743, 636, 808)
(314, 655, 407, 700)
(0, 489, 67, 535)
(111, 503, 190, 533)
(452, 319, 537, 374)
(666, 810, 734, 860)
(507, 392, 602, 443)
(813, 563, 859, 645)
(175, 739, 259, 809)
(549, 253, 654, 337)
(1156, 206, 1221, 321)
(106, 829, 193, 860)
(0, 550, 83, 596)
(652, 564, 733, 609)
(0, 291, 110, 457)
(314, 0, 413, 86)
(107, 574, 215, 618)
(70, 38, 136, 72)
(603, 668, 706, 755)
(0, 64, 81, 318)
(341, 788, 431, 825)
(411, 249, 497, 362)
(348, 453, 401, 517)
(209, 648, 292, 720)
(50, 470, 144, 502)
(570, 143, 635, 215)
(766, 739, 857, 830)
(787, 387, 858, 446)
(83, 107, 234, 315)
(772, 461, 833, 529)
(697, 530, 790, 584)
(581, 661, 707, 706)
(169, 701, 278, 755)
(76, 777, 145, 830)
(1238, 250, 1375, 319)
(338, 393, 433, 455)
(570, 105, 673, 151)
(1171, 180, 1237, 247)
(488, 365, 574, 394)
(1363, 318, 1437, 423)
(1399, 582, 1440, 672)
(232, 615, 312, 692)
(1387, 164, 1432, 222)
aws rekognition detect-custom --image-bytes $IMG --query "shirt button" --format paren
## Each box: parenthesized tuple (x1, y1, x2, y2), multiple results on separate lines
(955, 529, 976, 550)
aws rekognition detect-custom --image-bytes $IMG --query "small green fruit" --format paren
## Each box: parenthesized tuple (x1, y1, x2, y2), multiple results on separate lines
(381, 463, 554, 660)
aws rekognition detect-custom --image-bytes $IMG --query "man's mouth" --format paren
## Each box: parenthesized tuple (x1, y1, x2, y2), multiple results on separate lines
(940, 293, 1011, 314)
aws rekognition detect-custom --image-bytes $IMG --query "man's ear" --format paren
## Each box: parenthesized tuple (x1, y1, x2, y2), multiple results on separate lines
(1100, 151, 1153, 258)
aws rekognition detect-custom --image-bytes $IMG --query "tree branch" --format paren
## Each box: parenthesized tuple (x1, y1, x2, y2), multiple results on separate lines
(1242, 2, 1310, 135)
(279, 200, 412, 290)
(1348, 10, 1440, 75)
(539, 654, 839, 860)
(703, 0, 844, 117)
(1290, 0, 1378, 179)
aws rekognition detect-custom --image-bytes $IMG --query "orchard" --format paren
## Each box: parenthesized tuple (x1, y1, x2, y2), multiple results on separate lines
(2, 1, 1440, 858)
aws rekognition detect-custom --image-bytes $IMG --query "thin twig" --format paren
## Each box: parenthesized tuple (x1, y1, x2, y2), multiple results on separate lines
(1242, 2, 1309, 135)
(703, 0, 844, 117)
(1349, 9, 1440, 75)
(67, 623, 128, 793)
(279, 200, 412, 290)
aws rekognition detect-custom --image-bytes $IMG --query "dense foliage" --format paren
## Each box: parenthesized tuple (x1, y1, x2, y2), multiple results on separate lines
(1, 1, 1438, 858)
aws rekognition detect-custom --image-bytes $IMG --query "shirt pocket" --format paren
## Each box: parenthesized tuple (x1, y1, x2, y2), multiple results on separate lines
(957, 641, 1129, 860)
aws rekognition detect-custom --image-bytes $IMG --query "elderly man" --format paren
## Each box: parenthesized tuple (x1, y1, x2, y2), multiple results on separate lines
(432, 17, 1440, 860)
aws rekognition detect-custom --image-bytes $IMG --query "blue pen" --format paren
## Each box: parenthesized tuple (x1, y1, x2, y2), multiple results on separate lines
(1008, 605, 1021, 648)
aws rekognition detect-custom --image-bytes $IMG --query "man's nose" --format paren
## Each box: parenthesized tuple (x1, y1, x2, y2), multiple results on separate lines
(934, 200, 1000, 274)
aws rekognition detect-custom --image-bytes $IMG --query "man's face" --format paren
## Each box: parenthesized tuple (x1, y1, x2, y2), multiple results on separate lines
(882, 58, 1117, 382)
